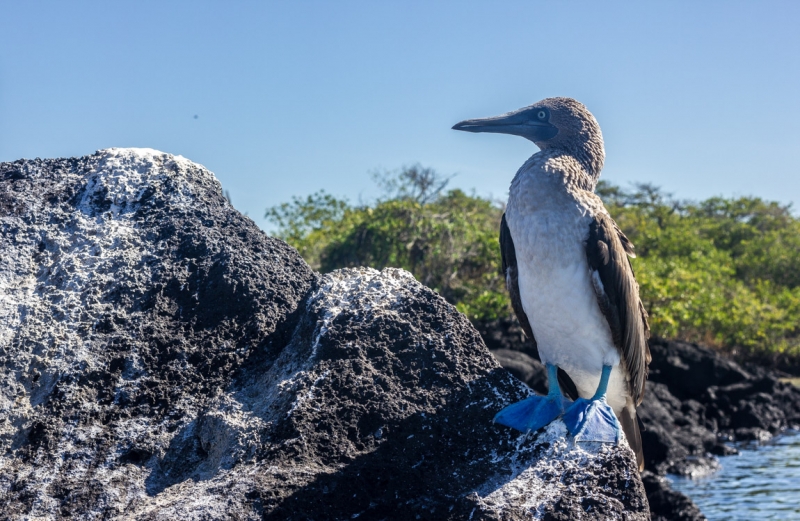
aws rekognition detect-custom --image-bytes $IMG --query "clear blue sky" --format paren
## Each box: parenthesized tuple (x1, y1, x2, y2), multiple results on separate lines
(2, 1, 799, 230)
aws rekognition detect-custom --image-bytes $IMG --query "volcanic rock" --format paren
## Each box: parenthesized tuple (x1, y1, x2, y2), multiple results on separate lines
(0, 149, 650, 520)
(483, 326, 800, 519)
(640, 471, 706, 521)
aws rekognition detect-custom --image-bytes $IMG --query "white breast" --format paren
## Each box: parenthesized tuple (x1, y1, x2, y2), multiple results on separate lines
(506, 165, 629, 411)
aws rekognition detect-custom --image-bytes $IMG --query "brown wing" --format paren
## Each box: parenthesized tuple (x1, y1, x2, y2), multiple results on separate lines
(586, 213, 651, 470)
(585, 213, 651, 404)
(500, 213, 579, 399)
(500, 213, 534, 344)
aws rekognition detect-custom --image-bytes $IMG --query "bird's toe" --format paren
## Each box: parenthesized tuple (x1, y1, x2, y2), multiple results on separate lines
(493, 394, 565, 433)
(563, 397, 621, 444)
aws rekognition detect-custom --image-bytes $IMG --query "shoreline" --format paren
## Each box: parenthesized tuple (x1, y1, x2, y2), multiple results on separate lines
(669, 429, 800, 519)
(781, 377, 800, 388)
(478, 318, 800, 521)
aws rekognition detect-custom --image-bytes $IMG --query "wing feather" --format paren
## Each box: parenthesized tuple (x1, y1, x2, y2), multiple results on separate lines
(585, 214, 651, 404)
(500, 213, 535, 346)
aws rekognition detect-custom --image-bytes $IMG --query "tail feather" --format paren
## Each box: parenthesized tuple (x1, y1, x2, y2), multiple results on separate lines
(620, 403, 644, 471)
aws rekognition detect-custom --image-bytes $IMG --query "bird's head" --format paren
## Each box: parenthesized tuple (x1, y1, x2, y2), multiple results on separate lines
(452, 97, 605, 178)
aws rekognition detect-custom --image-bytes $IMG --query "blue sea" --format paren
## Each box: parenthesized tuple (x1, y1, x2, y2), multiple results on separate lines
(670, 430, 800, 520)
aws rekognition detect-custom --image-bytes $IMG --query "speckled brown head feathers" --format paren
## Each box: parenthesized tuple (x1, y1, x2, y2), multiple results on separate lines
(528, 97, 605, 181)
(453, 97, 605, 181)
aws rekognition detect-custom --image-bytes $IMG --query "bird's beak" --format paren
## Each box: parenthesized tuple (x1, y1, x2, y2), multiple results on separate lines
(452, 106, 557, 142)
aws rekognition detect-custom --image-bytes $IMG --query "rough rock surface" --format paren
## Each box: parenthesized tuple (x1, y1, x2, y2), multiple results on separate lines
(640, 338, 800, 478)
(650, 340, 800, 429)
(640, 472, 705, 521)
(484, 320, 800, 521)
(0, 149, 649, 520)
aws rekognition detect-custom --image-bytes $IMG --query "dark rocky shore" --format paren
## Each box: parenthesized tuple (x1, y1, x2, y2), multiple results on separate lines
(0, 150, 648, 520)
(483, 319, 800, 521)
(5, 149, 795, 520)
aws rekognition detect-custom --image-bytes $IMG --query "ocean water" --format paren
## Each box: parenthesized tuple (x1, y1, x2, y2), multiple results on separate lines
(670, 430, 800, 520)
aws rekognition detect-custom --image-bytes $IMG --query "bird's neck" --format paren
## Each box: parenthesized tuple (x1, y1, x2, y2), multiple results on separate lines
(527, 145, 603, 192)
(572, 140, 605, 183)
(541, 137, 605, 186)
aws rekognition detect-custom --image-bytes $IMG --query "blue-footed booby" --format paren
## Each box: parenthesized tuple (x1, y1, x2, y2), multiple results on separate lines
(453, 97, 650, 469)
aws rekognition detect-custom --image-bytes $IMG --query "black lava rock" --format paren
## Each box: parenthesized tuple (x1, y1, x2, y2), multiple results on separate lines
(641, 471, 706, 521)
(484, 325, 800, 521)
(490, 348, 548, 395)
(647, 338, 752, 400)
(0, 149, 649, 520)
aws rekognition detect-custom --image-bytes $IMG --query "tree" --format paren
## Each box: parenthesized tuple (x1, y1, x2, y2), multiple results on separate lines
(267, 166, 509, 321)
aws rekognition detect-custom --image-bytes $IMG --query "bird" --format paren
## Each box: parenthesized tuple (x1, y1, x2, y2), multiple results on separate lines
(452, 97, 650, 470)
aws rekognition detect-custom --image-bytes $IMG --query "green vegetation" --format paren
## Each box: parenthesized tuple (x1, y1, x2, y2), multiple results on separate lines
(267, 167, 800, 361)
(266, 166, 507, 320)
(598, 181, 800, 359)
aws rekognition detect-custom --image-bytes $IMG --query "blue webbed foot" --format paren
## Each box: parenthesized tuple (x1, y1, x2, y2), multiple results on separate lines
(562, 364, 622, 444)
(494, 363, 568, 433)
(562, 396, 621, 443)
(493, 393, 565, 433)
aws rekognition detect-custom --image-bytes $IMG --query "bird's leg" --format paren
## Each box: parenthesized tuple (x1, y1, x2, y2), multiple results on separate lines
(493, 363, 568, 433)
(562, 364, 622, 443)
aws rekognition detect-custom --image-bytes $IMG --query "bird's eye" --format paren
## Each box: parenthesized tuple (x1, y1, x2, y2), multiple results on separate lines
(537, 111, 547, 120)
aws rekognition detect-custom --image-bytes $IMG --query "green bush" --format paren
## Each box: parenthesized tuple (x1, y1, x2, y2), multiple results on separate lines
(266, 166, 508, 321)
(598, 181, 800, 357)
(267, 169, 800, 358)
